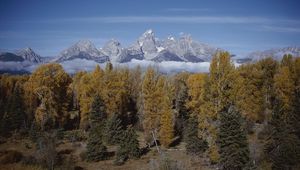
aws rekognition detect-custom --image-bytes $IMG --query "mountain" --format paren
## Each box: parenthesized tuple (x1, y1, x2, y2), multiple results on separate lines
(0, 48, 42, 63)
(100, 39, 144, 63)
(16, 48, 42, 63)
(116, 29, 221, 62)
(50, 30, 221, 63)
(160, 34, 219, 62)
(0, 52, 24, 62)
(248, 46, 300, 61)
(54, 40, 109, 63)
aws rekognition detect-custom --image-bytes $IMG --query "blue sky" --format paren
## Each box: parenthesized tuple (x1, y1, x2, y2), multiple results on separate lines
(0, 0, 299, 56)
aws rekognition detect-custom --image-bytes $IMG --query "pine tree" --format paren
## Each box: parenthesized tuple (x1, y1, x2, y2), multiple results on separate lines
(9, 83, 25, 130)
(184, 115, 208, 155)
(175, 80, 188, 137)
(115, 126, 140, 165)
(86, 94, 108, 161)
(218, 105, 249, 170)
(89, 95, 106, 128)
(104, 113, 124, 145)
(264, 101, 300, 169)
(86, 127, 107, 162)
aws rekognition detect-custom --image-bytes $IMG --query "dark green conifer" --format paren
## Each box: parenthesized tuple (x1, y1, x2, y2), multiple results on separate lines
(264, 101, 300, 169)
(89, 95, 106, 128)
(184, 115, 208, 155)
(86, 94, 107, 161)
(218, 105, 249, 170)
(114, 126, 140, 165)
(104, 113, 123, 145)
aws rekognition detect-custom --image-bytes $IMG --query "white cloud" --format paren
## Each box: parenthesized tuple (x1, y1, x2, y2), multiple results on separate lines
(0, 61, 33, 71)
(52, 59, 211, 74)
(0, 59, 243, 74)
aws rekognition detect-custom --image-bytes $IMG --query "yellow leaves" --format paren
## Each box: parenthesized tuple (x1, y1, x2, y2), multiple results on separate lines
(234, 64, 265, 122)
(274, 66, 295, 113)
(25, 63, 71, 127)
(186, 73, 206, 115)
(73, 64, 131, 128)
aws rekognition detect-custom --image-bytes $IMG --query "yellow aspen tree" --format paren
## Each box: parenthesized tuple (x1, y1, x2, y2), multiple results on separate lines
(25, 63, 71, 128)
(141, 67, 159, 143)
(158, 76, 174, 148)
(206, 51, 235, 163)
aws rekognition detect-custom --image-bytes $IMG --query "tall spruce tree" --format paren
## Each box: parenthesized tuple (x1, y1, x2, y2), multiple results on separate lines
(184, 115, 208, 155)
(86, 95, 107, 161)
(86, 127, 107, 161)
(175, 80, 189, 137)
(115, 126, 140, 165)
(218, 105, 249, 170)
(89, 94, 106, 128)
(104, 113, 124, 145)
(9, 84, 25, 130)
(264, 100, 300, 169)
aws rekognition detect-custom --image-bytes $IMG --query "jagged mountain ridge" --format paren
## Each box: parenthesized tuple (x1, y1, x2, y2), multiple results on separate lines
(53, 40, 109, 63)
(54, 29, 221, 63)
(0, 47, 42, 63)
(247, 46, 300, 61)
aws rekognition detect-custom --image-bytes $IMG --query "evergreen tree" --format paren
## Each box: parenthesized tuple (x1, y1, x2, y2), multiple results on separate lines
(175, 80, 188, 137)
(9, 83, 26, 130)
(184, 115, 208, 155)
(86, 94, 108, 162)
(218, 105, 249, 170)
(115, 126, 140, 165)
(89, 94, 106, 128)
(264, 102, 300, 169)
(104, 113, 124, 145)
(86, 127, 107, 161)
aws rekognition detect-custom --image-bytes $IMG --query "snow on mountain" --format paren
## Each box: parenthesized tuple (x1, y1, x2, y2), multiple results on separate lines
(54, 40, 109, 63)
(136, 29, 159, 60)
(248, 46, 300, 61)
(16, 47, 42, 63)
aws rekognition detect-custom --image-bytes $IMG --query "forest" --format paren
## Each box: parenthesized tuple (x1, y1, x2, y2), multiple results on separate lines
(0, 51, 299, 170)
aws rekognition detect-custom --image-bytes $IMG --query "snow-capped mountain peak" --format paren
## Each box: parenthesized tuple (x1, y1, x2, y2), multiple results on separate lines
(247, 46, 300, 61)
(100, 39, 124, 62)
(16, 47, 42, 63)
(54, 40, 109, 63)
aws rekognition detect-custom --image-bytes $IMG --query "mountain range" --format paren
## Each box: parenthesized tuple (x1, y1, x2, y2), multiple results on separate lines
(0, 29, 299, 73)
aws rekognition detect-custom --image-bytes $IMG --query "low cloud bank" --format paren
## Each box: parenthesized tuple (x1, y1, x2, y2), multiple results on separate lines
(57, 59, 211, 74)
(0, 61, 34, 71)
(1, 59, 240, 74)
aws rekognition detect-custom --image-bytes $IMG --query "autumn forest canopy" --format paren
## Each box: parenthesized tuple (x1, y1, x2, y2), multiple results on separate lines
(0, 52, 300, 169)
